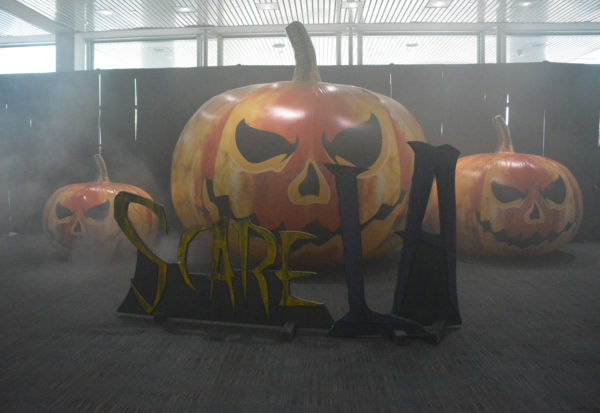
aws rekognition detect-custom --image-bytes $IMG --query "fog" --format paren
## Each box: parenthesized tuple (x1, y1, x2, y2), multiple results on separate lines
(1, 63, 598, 270)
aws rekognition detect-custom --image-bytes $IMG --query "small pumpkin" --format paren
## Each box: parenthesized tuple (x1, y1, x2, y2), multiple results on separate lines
(43, 154, 159, 255)
(455, 115, 583, 257)
(171, 22, 426, 267)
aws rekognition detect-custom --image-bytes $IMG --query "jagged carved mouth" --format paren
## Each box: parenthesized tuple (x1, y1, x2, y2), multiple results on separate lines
(204, 179, 405, 248)
(49, 227, 123, 251)
(475, 212, 574, 248)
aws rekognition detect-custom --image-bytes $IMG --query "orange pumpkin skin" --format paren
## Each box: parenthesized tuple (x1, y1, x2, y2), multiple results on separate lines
(455, 117, 583, 257)
(43, 156, 158, 255)
(171, 82, 425, 267)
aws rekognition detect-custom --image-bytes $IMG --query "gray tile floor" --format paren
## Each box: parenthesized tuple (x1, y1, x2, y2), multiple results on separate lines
(1, 234, 599, 412)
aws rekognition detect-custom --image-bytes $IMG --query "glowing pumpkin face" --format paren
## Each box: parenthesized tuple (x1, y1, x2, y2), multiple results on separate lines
(43, 155, 158, 255)
(171, 22, 425, 266)
(455, 116, 583, 256)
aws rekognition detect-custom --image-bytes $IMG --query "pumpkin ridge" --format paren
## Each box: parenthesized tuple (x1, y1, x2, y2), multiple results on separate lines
(170, 21, 430, 266)
(451, 115, 583, 257)
(43, 158, 157, 256)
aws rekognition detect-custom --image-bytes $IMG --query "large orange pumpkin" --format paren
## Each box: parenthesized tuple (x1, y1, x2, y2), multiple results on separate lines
(455, 115, 583, 257)
(171, 22, 425, 267)
(43, 154, 159, 256)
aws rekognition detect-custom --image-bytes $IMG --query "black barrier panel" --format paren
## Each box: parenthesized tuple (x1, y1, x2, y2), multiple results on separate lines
(438, 65, 498, 156)
(0, 71, 98, 234)
(391, 64, 547, 155)
(503, 63, 550, 156)
(98, 70, 165, 222)
(542, 64, 600, 242)
(0, 63, 598, 240)
(99, 71, 136, 164)
(390, 65, 445, 145)
(475, 64, 511, 154)
(319, 65, 391, 97)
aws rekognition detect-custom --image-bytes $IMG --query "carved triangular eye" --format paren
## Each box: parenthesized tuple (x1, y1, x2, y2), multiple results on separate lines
(322, 113, 382, 169)
(84, 200, 110, 221)
(55, 203, 73, 219)
(491, 181, 526, 203)
(235, 119, 299, 163)
(542, 176, 566, 204)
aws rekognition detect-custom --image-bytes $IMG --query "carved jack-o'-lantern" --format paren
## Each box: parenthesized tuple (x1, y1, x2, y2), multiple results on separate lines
(455, 115, 583, 257)
(171, 22, 425, 266)
(43, 154, 158, 255)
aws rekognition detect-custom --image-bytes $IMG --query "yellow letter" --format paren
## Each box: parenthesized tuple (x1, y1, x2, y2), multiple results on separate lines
(231, 218, 250, 299)
(114, 191, 168, 314)
(210, 217, 236, 309)
(276, 231, 322, 307)
(177, 224, 212, 291)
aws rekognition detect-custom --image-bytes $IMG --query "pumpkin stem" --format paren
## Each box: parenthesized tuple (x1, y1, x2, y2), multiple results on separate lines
(493, 115, 515, 153)
(286, 21, 321, 82)
(94, 154, 110, 182)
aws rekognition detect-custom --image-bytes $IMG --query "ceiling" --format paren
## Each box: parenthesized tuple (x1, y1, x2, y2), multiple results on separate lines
(0, 0, 599, 67)
(1, 0, 599, 37)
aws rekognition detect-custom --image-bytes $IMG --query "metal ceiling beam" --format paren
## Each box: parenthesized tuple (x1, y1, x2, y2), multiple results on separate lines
(0, 0, 72, 34)
(0, 34, 54, 45)
(477, 31, 485, 64)
(76, 22, 600, 42)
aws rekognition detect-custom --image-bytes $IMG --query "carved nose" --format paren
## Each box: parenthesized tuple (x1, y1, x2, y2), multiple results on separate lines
(299, 163, 320, 197)
(287, 162, 331, 206)
(73, 220, 82, 234)
(530, 203, 540, 220)
(525, 202, 544, 224)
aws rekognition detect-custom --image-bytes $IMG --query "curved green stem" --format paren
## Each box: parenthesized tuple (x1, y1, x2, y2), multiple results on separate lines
(94, 153, 110, 182)
(286, 21, 321, 82)
(493, 115, 514, 153)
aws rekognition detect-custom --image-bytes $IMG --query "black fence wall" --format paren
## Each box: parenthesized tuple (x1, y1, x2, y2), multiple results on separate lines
(1, 63, 598, 241)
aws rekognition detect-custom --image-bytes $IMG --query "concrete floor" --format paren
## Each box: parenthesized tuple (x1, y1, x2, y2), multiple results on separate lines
(1, 234, 599, 412)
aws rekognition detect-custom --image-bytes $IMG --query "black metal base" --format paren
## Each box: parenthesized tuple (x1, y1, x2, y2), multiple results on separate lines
(393, 238, 462, 326)
(117, 251, 334, 330)
(328, 309, 443, 344)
